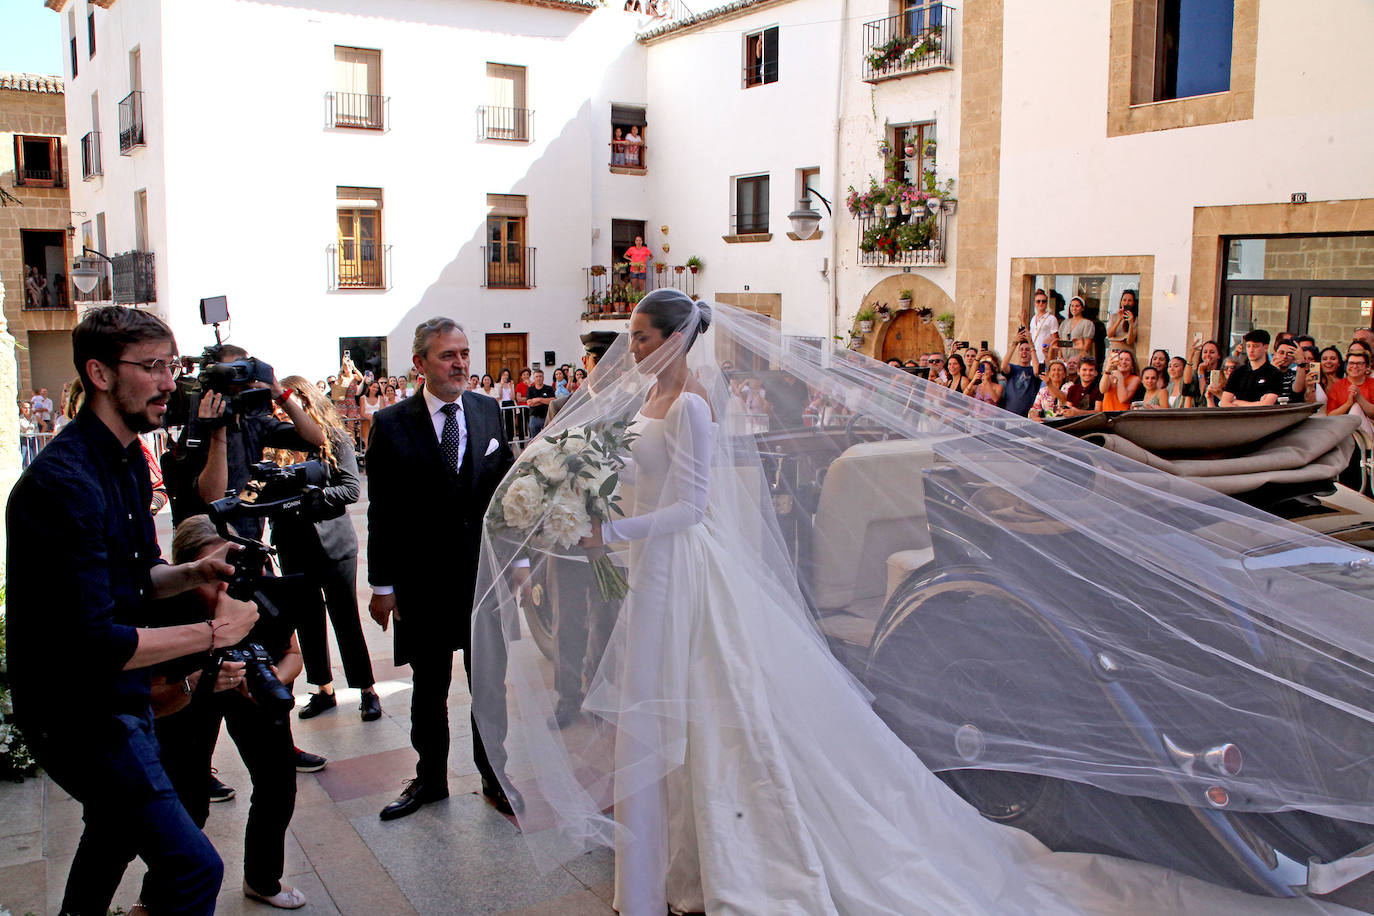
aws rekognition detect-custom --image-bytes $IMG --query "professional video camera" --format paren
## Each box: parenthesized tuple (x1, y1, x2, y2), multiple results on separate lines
(194, 458, 329, 718)
(164, 296, 277, 448)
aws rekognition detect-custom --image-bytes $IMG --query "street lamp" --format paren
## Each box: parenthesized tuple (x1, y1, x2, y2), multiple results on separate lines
(71, 246, 113, 296)
(788, 189, 833, 241)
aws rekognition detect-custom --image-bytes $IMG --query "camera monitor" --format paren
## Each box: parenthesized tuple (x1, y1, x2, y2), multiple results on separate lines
(200, 296, 229, 325)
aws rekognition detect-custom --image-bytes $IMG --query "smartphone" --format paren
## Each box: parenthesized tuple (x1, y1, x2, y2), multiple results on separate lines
(980, 340, 989, 351)
(1057, 339, 1073, 348)
(343, 349, 351, 360)
(1209, 369, 1223, 387)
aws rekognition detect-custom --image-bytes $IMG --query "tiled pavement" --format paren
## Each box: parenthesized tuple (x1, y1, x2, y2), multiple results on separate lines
(0, 498, 616, 916)
(6, 498, 1374, 914)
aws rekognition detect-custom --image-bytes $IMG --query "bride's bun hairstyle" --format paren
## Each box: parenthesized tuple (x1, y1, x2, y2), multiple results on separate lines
(636, 289, 712, 352)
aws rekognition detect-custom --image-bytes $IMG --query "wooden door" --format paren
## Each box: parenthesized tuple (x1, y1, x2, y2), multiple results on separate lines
(880, 310, 943, 363)
(485, 333, 527, 381)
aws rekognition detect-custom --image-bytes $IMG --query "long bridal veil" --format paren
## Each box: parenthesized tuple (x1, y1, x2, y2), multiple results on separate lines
(472, 298, 1374, 908)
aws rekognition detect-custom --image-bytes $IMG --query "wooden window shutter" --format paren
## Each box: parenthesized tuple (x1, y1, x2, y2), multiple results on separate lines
(763, 27, 779, 83)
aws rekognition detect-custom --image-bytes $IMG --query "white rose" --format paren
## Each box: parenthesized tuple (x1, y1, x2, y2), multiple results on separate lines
(501, 475, 544, 530)
(544, 489, 593, 548)
(534, 449, 569, 485)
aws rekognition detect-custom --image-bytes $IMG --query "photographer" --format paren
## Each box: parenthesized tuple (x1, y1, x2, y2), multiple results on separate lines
(152, 515, 308, 910)
(194, 345, 326, 539)
(6, 306, 259, 916)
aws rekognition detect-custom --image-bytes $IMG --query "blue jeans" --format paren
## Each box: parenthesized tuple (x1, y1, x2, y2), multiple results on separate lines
(35, 713, 223, 915)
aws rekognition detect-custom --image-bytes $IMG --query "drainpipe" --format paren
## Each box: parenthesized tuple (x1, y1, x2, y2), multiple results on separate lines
(828, 0, 850, 347)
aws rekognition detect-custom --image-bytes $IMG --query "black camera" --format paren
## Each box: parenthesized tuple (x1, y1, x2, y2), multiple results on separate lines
(189, 459, 329, 720)
(165, 346, 276, 444)
(217, 642, 295, 713)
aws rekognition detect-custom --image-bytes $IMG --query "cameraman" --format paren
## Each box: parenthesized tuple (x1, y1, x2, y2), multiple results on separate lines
(152, 515, 308, 910)
(6, 306, 259, 916)
(194, 345, 326, 539)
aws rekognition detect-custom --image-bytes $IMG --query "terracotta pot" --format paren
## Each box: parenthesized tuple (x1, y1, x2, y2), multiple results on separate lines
(689, 266, 699, 274)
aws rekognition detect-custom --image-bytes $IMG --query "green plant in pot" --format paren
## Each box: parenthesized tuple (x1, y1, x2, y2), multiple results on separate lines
(897, 288, 913, 310)
(685, 256, 703, 273)
(856, 306, 877, 334)
(936, 311, 955, 339)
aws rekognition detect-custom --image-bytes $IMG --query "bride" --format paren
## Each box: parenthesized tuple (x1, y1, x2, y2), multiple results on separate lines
(472, 290, 1370, 914)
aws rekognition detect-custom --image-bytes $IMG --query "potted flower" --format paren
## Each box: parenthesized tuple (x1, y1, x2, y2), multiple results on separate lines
(613, 261, 629, 276)
(654, 261, 668, 275)
(685, 256, 703, 274)
(856, 306, 877, 334)
(876, 303, 892, 319)
(904, 140, 917, 158)
(924, 137, 937, 160)
(612, 285, 628, 312)
(590, 264, 606, 276)
(674, 264, 686, 274)
(936, 312, 955, 339)
(897, 289, 913, 310)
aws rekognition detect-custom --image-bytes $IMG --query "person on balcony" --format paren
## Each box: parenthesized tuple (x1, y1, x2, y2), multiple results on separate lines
(625, 235, 653, 292)
(612, 127, 626, 166)
(626, 126, 644, 167)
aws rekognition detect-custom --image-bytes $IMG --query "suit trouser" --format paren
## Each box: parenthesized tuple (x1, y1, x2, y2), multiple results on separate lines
(281, 551, 376, 689)
(409, 621, 508, 788)
(35, 714, 223, 916)
(156, 691, 297, 896)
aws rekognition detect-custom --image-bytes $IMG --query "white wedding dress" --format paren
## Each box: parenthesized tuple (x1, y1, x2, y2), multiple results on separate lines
(576, 392, 1348, 916)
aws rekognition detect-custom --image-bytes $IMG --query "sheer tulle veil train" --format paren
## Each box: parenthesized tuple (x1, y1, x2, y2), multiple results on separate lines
(472, 290, 1374, 914)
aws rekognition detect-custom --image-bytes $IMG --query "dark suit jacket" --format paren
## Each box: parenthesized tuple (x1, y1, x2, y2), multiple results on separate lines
(366, 390, 514, 663)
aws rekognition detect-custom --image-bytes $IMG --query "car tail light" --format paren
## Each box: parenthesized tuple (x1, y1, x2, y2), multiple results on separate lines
(1206, 786, 1230, 808)
(1204, 743, 1243, 778)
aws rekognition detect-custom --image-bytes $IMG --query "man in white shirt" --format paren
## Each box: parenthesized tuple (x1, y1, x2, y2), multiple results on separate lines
(30, 387, 53, 431)
(1028, 290, 1059, 360)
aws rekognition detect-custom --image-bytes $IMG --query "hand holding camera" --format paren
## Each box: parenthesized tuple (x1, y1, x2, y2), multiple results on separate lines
(211, 583, 259, 648)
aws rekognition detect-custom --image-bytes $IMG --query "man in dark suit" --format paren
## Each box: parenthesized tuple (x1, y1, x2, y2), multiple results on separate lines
(366, 317, 520, 819)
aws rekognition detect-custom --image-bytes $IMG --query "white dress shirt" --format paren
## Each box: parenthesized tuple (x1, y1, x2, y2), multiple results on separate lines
(423, 386, 466, 473)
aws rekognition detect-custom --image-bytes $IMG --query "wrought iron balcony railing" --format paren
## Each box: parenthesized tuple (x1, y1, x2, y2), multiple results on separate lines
(856, 209, 948, 267)
(327, 243, 392, 290)
(609, 140, 646, 170)
(477, 106, 533, 142)
(82, 131, 102, 179)
(482, 246, 536, 289)
(581, 264, 697, 318)
(118, 91, 146, 154)
(861, 6, 953, 83)
(326, 92, 388, 130)
(112, 250, 156, 304)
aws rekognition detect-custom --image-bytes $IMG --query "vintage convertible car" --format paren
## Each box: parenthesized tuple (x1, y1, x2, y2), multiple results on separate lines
(523, 399, 1374, 898)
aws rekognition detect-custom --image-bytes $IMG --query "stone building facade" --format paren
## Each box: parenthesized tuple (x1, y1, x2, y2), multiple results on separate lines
(0, 72, 75, 403)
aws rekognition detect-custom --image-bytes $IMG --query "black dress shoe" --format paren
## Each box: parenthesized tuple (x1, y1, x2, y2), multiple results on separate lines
(547, 697, 580, 730)
(359, 690, 382, 722)
(298, 691, 337, 720)
(482, 776, 524, 816)
(380, 778, 449, 821)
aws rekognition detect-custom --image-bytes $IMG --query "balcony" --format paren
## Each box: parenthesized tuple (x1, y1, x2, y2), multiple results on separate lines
(118, 91, 145, 154)
(609, 140, 646, 175)
(476, 106, 533, 142)
(856, 209, 948, 268)
(326, 92, 388, 130)
(581, 263, 697, 319)
(482, 246, 536, 289)
(327, 243, 391, 290)
(81, 131, 102, 179)
(112, 250, 156, 305)
(861, 7, 953, 83)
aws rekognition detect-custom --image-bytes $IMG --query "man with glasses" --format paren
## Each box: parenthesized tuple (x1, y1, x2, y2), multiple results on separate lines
(1028, 289, 1059, 360)
(6, 307, 261, 915)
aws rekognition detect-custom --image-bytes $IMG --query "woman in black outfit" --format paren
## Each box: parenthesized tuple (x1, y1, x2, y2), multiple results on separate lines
(274, 376, 380, 722)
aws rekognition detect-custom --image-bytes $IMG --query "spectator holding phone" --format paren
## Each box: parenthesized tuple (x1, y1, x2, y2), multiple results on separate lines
(1061, 296, 1096, 361)
(1271, 339, 1309, 401)
(1001, 329, 1042, 416)
(1164, 357, 1194, 408)
(1029, 359, 1071, 420)
(1099, 349, 1142, 411)
(1307, 347, 1345, 405)
(971, 359, 1003, 406)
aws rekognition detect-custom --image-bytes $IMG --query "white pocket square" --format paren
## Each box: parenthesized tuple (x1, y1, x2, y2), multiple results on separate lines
(484, 438, 500, 456)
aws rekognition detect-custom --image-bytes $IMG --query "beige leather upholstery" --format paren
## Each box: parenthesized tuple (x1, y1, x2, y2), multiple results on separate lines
(811, 440, 937, 612)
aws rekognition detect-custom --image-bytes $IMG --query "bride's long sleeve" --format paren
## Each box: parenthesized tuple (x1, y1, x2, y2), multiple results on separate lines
(602, 393, 712, 543)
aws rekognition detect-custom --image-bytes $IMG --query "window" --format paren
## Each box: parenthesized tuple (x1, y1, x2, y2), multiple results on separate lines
(483, 64, 530, 141)
(734, 175, 769, 234)
(94, 212, 111, 300)
(12, 136, 63, 187)
(68, 8, 78, 77)
(336, 186, 385, 288)
(133, 189, 149, 251)
(87, 6, 96, 58)
(486, 194, 531, 288)
(610, 104, 646, 170)
(332, 46, 384, 129)
(743, 26, 778, 87)
(888, 122, 935, 186)
(797, 167, 821, 203)
(899, 0, 943, 37)
(1031, 272, 1141, 339)
(1155, 0, 1233, 100)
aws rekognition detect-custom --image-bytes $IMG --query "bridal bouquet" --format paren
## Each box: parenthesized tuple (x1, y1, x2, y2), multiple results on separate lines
(490, 422, 638, 600)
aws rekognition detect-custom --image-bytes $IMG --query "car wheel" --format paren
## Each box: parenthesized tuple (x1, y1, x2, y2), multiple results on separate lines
(521, 562, 557, 661)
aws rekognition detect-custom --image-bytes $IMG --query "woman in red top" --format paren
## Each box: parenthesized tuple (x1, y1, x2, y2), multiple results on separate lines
(625, 235, 652, 291)
(1326, 350, 1374, 418)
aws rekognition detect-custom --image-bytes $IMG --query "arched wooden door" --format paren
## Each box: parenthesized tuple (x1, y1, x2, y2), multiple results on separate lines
(880, 310, 943, 363)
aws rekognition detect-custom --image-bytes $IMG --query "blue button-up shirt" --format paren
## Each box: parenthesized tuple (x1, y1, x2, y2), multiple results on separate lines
(6, 408, 165, 739)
